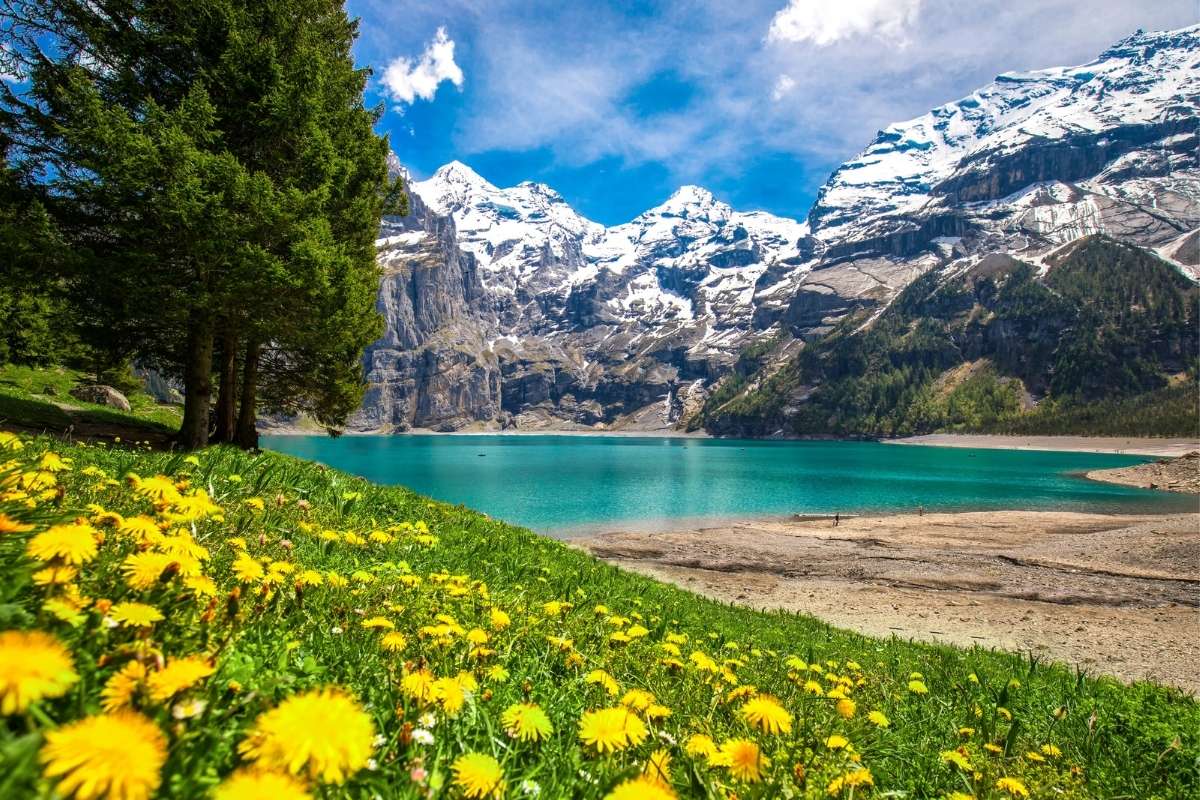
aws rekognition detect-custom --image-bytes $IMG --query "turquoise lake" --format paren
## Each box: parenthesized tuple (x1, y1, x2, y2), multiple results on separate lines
(261, 435, 1196, 535)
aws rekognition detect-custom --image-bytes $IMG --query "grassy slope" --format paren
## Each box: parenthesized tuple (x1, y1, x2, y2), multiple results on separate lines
(0, 363, 180, 440)
(1, 435, 1196, 799)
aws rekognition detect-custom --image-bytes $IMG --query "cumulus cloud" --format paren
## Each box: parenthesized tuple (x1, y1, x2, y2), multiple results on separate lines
(771, 73, 796, 100)
(767, 0, 923, 47)
(381, 27, 464, 106)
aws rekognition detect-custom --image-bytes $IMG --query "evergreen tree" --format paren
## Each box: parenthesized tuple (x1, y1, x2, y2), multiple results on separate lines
(2, 0, 398, 448)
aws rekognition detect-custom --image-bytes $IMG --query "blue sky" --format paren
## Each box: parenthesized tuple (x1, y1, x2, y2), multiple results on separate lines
(348, 0, 1196, 225)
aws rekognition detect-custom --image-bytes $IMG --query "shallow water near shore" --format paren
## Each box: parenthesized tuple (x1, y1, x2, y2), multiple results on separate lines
(262, 434, 1196, 533)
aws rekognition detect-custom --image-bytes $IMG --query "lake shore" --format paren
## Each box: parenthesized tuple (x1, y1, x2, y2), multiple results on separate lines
(577, 509, 1200, 692)
(265, 427, 1198, 456)
(886, 433, 1199, 457)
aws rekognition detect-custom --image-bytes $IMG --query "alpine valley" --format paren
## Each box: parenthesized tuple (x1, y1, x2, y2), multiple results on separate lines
(349, 25, 1200, 435)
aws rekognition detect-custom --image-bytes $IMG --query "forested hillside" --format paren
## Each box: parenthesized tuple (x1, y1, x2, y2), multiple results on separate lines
(697, 237, 1200, 438)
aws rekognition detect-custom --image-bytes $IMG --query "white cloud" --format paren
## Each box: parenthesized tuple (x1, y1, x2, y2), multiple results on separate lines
(381, 26, 464, 106)
(767, 0, 923, 47)
(771, 73, 796, 100)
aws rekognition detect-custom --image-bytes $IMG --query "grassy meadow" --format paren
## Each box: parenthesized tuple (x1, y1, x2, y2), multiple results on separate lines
(0, 432, 1196, 799)
(0, 364, 181, 439)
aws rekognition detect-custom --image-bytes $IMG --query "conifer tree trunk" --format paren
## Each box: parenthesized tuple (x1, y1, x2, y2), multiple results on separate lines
(234, 340, 260, 450)
(179, 320, 215, 450)
(214, 330, 238, 443)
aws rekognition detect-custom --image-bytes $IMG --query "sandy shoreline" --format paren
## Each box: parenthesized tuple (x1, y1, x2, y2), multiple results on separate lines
(577, 510, 1200, 692)
(263, 428, 1197, 455)
(887, 433, 1200, 457)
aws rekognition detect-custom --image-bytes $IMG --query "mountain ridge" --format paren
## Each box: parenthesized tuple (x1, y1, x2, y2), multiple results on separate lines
(351, 25, 1199, 434)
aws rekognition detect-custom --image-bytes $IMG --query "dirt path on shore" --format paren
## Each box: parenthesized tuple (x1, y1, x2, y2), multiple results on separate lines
(577, 511, 1200, 693)
(886, 434, 1199, 457)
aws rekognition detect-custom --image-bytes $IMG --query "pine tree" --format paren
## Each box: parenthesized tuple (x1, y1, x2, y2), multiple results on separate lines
(2, 0, 397, 448)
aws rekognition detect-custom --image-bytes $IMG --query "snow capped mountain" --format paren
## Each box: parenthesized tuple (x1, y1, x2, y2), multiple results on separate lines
(355, 25, 1199, 433)
(811, 25, 1200, 248)
(410, 167, 810, 336)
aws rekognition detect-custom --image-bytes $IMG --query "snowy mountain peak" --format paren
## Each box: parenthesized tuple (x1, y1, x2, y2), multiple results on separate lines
(432, 160, 492, 187)
(638, 184, 730, 224)
(810, 24, 1200, 246)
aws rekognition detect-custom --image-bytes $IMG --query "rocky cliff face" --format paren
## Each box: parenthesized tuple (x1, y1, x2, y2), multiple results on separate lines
(350, 26, 1200, 433)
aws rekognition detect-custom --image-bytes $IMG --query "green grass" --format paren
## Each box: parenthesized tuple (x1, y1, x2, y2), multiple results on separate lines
(0, 363, 180, 438)
(1, 436, 1196, 799)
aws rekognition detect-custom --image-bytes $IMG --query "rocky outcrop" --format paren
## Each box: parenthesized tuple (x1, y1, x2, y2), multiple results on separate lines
(69, 384, 130, 412)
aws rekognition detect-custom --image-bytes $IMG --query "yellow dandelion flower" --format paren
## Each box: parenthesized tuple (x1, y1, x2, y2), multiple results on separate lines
(606, 777, 677, 799)
(1025, 751, 1045, 762)
(0, 512, 34, 533)
(908, 679, 929, 695)
(836, 698, 857, 719)
(297, 570, 324, 587)
(117, 515, 161, 543)
(109, 602, 163, 628)
(621, 688, 656, 711)
(585, 669, 620, 696)
(827, 768, 873, 796)
(132, 475, 181, 504)
(38, 452, 71, 472)
(740, 695, 792, 734)
(803, 679, 824, 696)
(214, 769, 312, 800)
(232, 552, 264, 583)
(239, 688, 375, 784)
(996, 777, 1029, 798)
(487, 665, 510, 683)
(716, 739, 768, 783)
(433, 676, 467, 716)
(1041, 744, 1062, 758)
(101, 660, 147, 712)
(645, 703, 671, 721)
(361, 616, 394, 630)
(644, 749, 672, 785)
(984, 743, 1004, 754)
(0, 630, 78, 714)
(0, 431, 23, 450)
(147, 656, 215, 702)
(942, 750, 973, 771)
(502, 702, 554, 742)
(380, 632, 408, 652)
(868, 710, 890, 728)
(33, 565, 77, 586)
(579, 707, 648, 754)
(184, 575, 218, 597)
(40, 711, 166, 800)
(826, 735, 850, 751)
(122, 552, 177, 590)
(685, 733, 718, 758)
(27, 523, 98, 564)
(452, 752, 505, 799)
(401, 669, 437, 705)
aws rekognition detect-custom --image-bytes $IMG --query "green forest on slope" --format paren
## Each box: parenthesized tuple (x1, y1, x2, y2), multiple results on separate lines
(697, 237, 1200, 438)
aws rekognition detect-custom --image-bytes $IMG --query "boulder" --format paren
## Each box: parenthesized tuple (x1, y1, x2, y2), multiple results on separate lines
(70, 384, 131, 412)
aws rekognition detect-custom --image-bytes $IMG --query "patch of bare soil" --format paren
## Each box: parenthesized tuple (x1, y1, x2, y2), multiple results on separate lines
(577, 511, 1200, 693)
(1088, 451, 1200, 494)
(886, 434, 1200, 457)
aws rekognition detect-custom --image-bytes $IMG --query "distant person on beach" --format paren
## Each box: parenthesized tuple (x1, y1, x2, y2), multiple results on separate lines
(834, 513, 840, 527)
